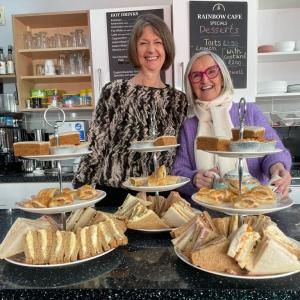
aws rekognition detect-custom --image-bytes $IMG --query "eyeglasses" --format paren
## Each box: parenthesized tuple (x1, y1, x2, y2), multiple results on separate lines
(188, 65, 220, 83)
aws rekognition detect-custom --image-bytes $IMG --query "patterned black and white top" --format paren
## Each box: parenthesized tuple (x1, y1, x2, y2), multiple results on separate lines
(73, 79, 188, 188)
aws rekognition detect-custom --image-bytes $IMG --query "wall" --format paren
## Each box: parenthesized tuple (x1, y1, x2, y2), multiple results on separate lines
(0, 0, 170, 131)
(0, 0, 170, 50)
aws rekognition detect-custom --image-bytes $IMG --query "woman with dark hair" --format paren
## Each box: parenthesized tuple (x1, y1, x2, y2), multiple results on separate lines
(74, 14, 187, 205)
(172, 50, 291, 199)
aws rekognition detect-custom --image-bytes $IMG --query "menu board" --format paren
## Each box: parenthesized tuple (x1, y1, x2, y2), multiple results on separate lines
(107, 9, 164, 81)
(189, 1, 248, 89)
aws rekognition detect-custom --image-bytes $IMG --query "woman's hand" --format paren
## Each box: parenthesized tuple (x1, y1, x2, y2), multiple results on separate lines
(269, 162, 292, 198)
(193, 168, 219, 189)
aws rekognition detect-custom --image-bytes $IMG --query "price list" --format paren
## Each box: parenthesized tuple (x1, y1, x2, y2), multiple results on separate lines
(189, 1, 248, 88)
(107, 9, 164, 81)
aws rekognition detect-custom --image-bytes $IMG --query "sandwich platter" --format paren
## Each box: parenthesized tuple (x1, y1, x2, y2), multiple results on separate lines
(21, 150, 92, 161)
(5, 248, 115, 268)
(123, 176, 190, 192)
(207, 149, 282, 158)
(191, 193, 294, 216)
(129, 143, 180, 153)
(174, 247, 300, 279)
(16, 190, 106, 214)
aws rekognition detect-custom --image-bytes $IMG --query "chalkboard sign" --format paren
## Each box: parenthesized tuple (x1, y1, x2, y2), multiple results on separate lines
(189, 1, 248, 89)
(107, 9, 164, 81)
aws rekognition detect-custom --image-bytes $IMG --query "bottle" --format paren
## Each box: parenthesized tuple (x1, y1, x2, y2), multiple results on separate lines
(0, 47, 6, 75)
(6, 45, 14, 74)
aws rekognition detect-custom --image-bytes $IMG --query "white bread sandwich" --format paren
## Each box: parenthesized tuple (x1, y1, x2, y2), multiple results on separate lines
(127, 202, 169, 229)
(0, 216, 58, 259)
(161, 202, 196, 228)
(190, 236, 244, 275)
(66, 207, 97, 231)
(49, 230, 66, 264)
(115, 194, 151, 219)
(262, 223, 300, 259)
(246, 236, 300, 275)
(227, 224, 261, 268)
(171, 216, 219, 253)
(90, 211, 127, 233)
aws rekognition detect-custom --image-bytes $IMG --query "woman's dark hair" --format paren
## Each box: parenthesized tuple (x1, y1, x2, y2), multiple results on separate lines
(128, 13, 175, 70)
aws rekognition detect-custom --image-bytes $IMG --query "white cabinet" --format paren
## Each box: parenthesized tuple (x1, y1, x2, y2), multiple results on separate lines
(256, 3, 300, 100)
(89, 6, 172, 104)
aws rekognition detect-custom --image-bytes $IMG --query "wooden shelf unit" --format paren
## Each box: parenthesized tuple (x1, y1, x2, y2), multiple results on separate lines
(12, 11, 94, 111)
(0, 74, 16, 83)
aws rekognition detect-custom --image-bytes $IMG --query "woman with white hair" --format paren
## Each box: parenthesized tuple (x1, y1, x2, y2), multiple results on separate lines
(172, 50, 291, 199)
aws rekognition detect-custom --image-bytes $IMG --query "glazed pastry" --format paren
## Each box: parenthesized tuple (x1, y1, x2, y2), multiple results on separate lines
(77, 185, 98, 200)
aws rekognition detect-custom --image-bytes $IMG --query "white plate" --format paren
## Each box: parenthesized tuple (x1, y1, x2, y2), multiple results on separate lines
(207, 148, 282, 158)
(5, 248, 115, 268)
(16, 190, 106, 214)
(191, 193, 294, 215)
(174, 247, 300, 279)
(129, 144, 180, 153)
(21, 150, 92, 161)
(122, 176, 190, 192)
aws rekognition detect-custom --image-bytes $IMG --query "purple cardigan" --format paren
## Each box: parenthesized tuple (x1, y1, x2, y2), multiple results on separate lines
(171, 102, 292, 197)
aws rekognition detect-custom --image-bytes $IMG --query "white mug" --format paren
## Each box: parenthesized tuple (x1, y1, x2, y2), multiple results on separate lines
(44, 59, 55, 75)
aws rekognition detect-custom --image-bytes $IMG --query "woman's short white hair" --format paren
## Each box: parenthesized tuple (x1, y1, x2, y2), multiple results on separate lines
(184, 51, 234, 107)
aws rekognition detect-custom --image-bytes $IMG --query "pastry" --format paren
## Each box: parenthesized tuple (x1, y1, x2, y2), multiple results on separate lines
(77, 185, 98, 200)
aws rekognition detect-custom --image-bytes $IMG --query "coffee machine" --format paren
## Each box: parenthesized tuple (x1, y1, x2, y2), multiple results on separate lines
(0, 113, 26, 174)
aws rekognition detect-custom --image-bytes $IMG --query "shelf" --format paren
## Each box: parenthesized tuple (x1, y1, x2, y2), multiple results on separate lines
(258, 51, 300, 63)
(256, 92, 300, 99)
(0, 75, 16, 83)
(13, 11, 88, 28)
(18, 47, 90, 59)
(20, 74, 91, 82)
(22, 107, 94, 112)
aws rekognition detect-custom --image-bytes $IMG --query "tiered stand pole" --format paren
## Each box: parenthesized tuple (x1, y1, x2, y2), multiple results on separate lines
(44, 107, 67, 229)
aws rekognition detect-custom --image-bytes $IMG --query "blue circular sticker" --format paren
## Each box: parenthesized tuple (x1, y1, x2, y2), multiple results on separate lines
(75, 123, 82, 130)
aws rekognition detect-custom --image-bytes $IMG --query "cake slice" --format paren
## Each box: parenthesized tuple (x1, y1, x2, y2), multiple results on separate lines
(13, 141, 50, 156)
(231, 126, 265, 141)
(153, 135, 177, 146)
(197, 136, 230, 151)
(49, 131, 80, 146)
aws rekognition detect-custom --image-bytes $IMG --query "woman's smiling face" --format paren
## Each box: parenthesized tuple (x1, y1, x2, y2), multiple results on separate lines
(136, 25, 166, 73)
(189, 55, 223, 101)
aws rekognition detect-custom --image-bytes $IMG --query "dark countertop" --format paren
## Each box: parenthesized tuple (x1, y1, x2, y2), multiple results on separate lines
(0, 172, 74, 183)
(1, 207, 300, 299)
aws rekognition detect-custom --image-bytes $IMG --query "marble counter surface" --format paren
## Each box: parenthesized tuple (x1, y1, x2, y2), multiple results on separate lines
(0, 207, 300, 299)
(0, 172, 74, 183)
